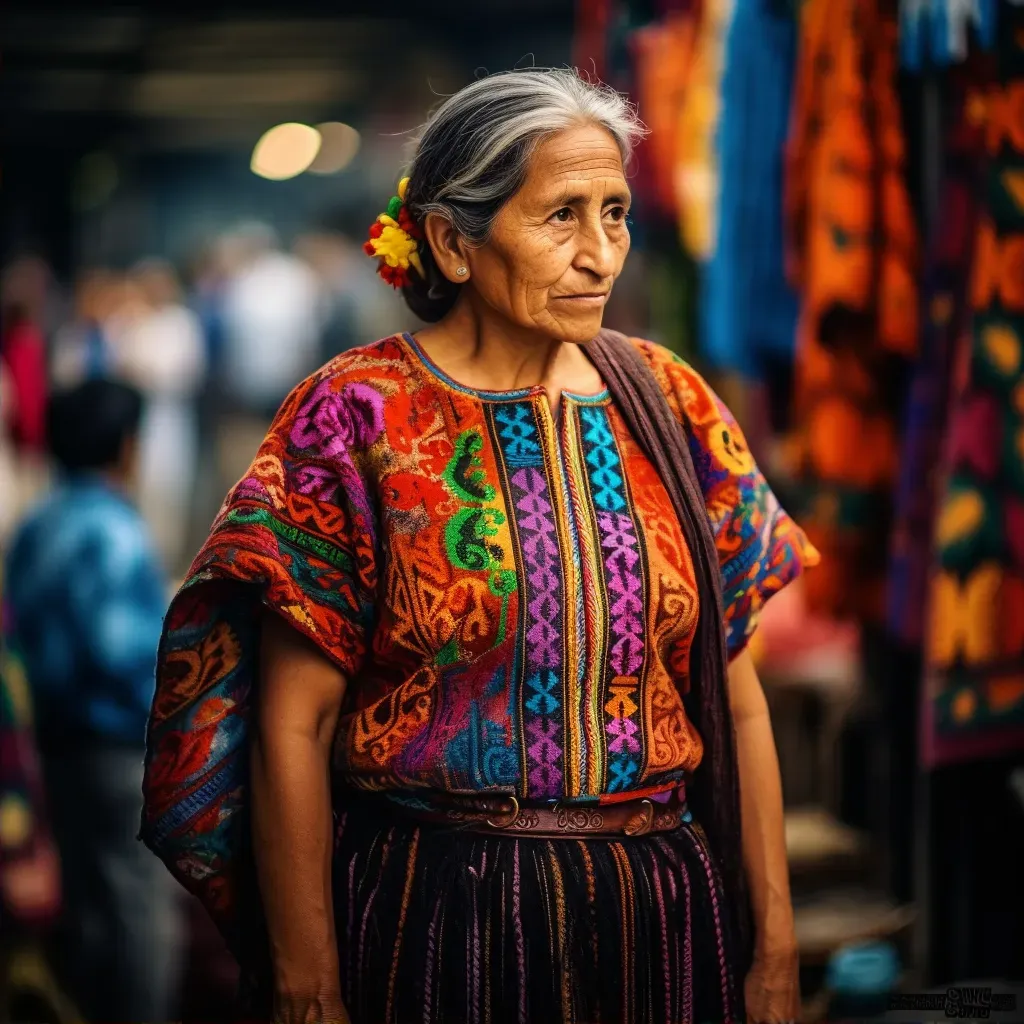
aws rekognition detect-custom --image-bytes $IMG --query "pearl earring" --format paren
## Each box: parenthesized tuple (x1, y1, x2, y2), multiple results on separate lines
(455, 266, 468, 277)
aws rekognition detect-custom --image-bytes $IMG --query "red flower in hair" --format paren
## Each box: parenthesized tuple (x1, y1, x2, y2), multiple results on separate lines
(397, 206, 422, 239)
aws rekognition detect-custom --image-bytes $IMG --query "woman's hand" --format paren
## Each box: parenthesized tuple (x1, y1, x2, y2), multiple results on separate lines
(271, 988, 352, 1024)
(744, 942, 801, 1023)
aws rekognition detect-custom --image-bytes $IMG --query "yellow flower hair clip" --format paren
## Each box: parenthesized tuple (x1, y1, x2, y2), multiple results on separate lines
(363, 177, 424, 288)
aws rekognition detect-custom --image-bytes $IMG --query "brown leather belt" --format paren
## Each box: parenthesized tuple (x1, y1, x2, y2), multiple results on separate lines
(379, 787, 691, 839)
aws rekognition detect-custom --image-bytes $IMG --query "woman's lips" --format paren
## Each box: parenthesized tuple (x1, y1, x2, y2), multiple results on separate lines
(552, 293, 609, 307)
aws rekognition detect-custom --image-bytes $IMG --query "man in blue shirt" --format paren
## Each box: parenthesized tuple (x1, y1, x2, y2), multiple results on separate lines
(3, 378, 183, 1022)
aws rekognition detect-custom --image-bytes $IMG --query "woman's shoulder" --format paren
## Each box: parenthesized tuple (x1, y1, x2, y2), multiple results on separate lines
(277, 334, 413, 413)
(307, 333, 411, 390)
(619, 336, 723, 427)
(255, 334, 414, 471)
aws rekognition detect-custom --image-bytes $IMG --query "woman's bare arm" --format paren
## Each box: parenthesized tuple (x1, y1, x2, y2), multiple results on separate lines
(727, 647, 800, 1022)
(253, 609, 350, 1024)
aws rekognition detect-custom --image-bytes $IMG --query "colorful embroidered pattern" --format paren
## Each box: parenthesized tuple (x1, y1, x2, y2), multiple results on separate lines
(141, 333, 816, 943)
(579, 405, 648, 794)
(494, 401, 566, 799)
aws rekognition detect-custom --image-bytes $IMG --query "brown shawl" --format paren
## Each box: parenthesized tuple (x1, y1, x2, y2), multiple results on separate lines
(590, 329, 752, 968)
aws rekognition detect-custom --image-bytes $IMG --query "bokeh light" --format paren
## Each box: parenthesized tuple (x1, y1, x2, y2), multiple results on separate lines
(308, 122, 361, 175)
(250, 122, 322, 181)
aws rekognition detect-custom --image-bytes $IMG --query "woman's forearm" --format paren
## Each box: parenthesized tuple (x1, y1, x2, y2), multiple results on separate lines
(734, 706, 796, 951)
(728, 650, 796, 955)
(251, 722, 345, 1016)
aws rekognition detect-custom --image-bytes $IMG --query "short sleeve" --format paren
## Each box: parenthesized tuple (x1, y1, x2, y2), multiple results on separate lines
(635, 340, 819, 659)
(140, 368, 382, 957)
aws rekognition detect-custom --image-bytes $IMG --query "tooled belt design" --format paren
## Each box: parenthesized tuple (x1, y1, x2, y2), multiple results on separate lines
(380, 787, 692, 839)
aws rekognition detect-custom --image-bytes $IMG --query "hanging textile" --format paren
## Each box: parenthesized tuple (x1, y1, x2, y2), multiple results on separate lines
(628, 4, 704, 360)
(924, 8, 1024, 765)
(630, 13, 698, 219)
(671, 0, 736, 261)
(785, 0, 919, 622)
(887, 65, 989, 647)
(701, 0, 800, 378)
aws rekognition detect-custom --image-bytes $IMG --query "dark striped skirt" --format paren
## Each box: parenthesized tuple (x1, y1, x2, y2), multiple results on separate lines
(331, 801, 742, 1024)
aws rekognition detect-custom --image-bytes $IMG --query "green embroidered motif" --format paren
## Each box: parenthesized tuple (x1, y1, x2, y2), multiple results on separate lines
(445, 507, 505, 573)
(226, 506, 354, 572)
(491, 568, 517, 644)
(440, 429, 516, 646)
(443, 430, 496, 504)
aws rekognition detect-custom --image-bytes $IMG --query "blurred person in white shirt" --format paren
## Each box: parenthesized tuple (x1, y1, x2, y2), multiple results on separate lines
(216, 224, 325, 495)
(110, 260, 206, 572)
(221, 223, 324, 414)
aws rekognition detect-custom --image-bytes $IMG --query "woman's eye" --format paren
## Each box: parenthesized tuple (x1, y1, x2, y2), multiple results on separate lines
(552, 208, 573, 223)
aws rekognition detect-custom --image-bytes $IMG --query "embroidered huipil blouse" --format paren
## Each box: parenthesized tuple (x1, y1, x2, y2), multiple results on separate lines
(142, 334, 816, 931)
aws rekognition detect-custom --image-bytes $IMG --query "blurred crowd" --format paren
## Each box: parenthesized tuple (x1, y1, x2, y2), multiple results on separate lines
(0, 231, 407, 1024)
(1, 231, 407, 572)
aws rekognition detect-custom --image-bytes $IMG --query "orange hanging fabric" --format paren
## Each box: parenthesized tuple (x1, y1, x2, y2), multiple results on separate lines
(784, 0, 919, 622)
(630, 13, 697, 219)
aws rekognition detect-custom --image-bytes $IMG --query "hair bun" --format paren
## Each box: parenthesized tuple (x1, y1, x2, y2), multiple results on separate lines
(401, 246, 460, 323)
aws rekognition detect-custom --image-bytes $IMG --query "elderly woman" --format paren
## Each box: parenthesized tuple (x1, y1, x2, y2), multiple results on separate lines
(142, 69, 817, 1024)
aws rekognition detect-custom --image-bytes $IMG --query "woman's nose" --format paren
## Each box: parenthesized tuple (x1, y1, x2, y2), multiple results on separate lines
(575, 223, 617, 278)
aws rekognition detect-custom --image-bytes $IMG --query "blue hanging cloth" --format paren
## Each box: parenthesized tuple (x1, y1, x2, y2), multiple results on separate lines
(700, 0, 800, 378)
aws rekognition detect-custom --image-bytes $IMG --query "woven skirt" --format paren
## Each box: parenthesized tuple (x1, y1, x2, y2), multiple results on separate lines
(331, 801, 742, 1024)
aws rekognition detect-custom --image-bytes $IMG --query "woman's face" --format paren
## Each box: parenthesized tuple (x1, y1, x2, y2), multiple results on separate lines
(459, 124, 632, 344)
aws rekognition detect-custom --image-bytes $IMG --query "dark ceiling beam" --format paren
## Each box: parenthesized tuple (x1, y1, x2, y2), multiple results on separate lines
(3, 3, 570, 28)
(2, 6, 574, 151)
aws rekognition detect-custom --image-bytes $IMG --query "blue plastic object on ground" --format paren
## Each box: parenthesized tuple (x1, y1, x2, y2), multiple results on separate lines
(826, 941, 901, 1020)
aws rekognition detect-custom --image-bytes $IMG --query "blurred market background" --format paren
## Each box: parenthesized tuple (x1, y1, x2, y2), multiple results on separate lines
(1, 1, 1023, 1021)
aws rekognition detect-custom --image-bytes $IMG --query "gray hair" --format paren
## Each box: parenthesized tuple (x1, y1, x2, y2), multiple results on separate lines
(401, 68, 646, 321)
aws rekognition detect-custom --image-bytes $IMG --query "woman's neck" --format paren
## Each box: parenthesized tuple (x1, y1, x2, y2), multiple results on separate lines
(413, 300, 601, 402)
